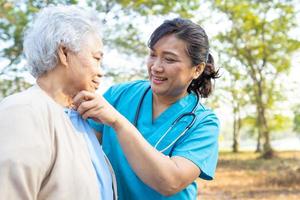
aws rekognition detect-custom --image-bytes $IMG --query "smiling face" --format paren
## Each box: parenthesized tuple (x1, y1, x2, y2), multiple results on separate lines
(147, 34, 200, 100)
(66, 32, 103, 93)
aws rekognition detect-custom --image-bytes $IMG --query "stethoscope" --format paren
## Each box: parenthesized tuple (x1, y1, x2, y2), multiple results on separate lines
(134, 86, 200, 153)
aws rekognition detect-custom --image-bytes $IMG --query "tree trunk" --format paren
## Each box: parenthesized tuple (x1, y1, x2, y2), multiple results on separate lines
(255, 109, 262, 153)
(260, 106, 274, 158)
(232, 104, 241, 153)
(255, 129, 261, 152)
(256, 81, 274, 159)
(232, 118, 239, 153)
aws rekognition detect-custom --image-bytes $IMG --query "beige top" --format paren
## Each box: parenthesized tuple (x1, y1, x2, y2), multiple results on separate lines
(0, 85, 101, 200)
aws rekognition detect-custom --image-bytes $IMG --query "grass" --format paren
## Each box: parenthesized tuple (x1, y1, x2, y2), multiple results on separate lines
(197, 151, 300, 200)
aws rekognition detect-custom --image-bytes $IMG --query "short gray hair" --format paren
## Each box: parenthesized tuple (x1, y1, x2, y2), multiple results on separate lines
(23, 5, 102, 78)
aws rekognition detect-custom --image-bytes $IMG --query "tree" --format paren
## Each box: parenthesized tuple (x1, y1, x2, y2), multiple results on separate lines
(0, 0, 201, 98)
(0, 77, 31, 99)
(0, 0, 79, 98)
(0, 0, 78, 72)
(293, 105, 300, 135)
(85, 0, 202, 82)
(213, 0, 300, 158)
(216, 52, 251, 153)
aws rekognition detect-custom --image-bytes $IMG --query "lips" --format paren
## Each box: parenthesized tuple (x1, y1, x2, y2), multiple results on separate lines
(93, 76, 101, 83)
(92, 79, 100, 90)
(153, 76, 167, 81)
(152, 74, 167, 80)
(152, 75, 167, 84)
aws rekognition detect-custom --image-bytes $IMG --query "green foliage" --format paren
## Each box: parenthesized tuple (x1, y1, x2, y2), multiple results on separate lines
(116, 0, 200, 17)
(0, 77, 32, 100)
(213, 0, 300, 153)
(1, 0, 29, 69)
(0, 0, 78, 70)
(215, 0, 300, 75)
(0, 0, 201, 94)
(0, 0, 78, 97)
(84, 0, 201, 84)
(1, 1, 299, 150)
(268, 113, 292, 133)
(87, 0, 201, 57)
(293, 106, 300, 134)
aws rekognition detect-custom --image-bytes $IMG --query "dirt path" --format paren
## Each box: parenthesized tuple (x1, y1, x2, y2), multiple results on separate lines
(197, 151, 300, 200)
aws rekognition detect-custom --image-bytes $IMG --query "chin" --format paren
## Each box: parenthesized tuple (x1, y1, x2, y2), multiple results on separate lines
(85, 85, 96, 92)
(92, 86, 99, 92)
(151, 86, 165, 96)
(89, 88, 96, 93)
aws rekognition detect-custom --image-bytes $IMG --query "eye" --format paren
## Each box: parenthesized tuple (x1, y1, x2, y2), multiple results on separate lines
(165, 57, 176, 63)
(149, 51, 156, 58)
(93, 52, 103, 62)
(94, 56, 101, 61)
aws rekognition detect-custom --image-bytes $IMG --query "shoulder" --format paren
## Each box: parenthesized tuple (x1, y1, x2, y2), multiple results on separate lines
(0, 86, 40, 111)
(0, 86, 59, 155)
(104, 80, 149, 103)
(197, 104, 219, 122)
(0, 86, 60, 124)
(194, 103, 220, 136)
(0, 87, 52, 149)
(0, 88, 54, 186)
(106, 80, 149, 96)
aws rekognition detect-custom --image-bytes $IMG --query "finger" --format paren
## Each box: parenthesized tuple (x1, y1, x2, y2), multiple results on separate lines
(82, 106, 104, 120)
(73, 91, 95, 108)
(77, 96, 105, 116)
(77, 99, 98, 115)
(73, 91, 86, 108)
(91, 117, 103, 124)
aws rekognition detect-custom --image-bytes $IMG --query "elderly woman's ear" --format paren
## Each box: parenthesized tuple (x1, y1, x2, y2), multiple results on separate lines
(58, 45, 69, 67)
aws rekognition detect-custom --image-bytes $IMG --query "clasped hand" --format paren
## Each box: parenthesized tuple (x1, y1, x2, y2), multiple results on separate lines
(73, 91, 120, 127)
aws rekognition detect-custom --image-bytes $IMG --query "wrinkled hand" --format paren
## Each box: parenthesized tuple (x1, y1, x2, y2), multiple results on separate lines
(73, 90, 120, 127)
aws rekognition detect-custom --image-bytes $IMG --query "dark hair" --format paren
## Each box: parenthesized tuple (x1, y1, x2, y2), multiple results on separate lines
(148, 18, 219, 98)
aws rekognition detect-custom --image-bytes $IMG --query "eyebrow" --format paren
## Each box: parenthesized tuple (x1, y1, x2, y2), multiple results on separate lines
(150, 48, 179, 58)
(162, 51, 179, 57)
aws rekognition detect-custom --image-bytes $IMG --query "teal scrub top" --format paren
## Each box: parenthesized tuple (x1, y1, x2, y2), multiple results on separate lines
(88, 80, 219, 200)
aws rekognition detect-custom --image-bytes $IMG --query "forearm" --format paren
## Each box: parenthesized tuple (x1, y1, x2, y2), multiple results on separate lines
(74, 91, 200, 194)
(112, 113, 188, 195)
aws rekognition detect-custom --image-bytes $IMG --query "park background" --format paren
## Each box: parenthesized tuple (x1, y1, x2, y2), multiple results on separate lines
(0, 0, 299, 199)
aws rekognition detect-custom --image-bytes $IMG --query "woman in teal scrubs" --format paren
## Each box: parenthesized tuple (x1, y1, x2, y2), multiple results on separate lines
(74, 18, 220, 199)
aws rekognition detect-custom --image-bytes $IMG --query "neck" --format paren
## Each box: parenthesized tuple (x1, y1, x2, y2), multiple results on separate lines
(36, 70, 74, 108)
(152, 91, 188, 120)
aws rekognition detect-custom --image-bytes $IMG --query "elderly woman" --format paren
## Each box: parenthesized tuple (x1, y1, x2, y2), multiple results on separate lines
(74, 18, 220, 199)
(0, 5, 116, 200)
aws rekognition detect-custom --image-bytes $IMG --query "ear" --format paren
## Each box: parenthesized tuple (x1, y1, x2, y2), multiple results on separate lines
(57, 45, 69, 67)
(193, 62, 205, 79)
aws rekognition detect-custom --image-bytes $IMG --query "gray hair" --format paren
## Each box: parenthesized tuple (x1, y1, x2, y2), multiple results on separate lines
(23, 5, 102, 78)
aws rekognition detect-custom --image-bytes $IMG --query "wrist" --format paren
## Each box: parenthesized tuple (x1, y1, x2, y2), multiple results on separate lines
(111, 113, 125, 131)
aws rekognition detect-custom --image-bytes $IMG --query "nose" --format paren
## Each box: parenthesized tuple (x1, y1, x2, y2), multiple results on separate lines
(97, 66, 104, 78)
(150, 58, 163, 73)
(93, 71, 103, 88)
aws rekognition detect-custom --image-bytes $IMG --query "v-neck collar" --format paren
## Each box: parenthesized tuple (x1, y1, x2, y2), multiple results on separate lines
(137, 88, 198, 146)
(145, 89, 197, 126)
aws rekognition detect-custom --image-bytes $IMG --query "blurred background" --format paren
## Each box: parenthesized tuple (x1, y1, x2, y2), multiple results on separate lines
(0, 0, 299, 199)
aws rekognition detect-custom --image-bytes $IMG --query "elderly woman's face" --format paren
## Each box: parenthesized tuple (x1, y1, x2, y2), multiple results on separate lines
(66, 33, 103, 92)
(147, 34, 198, 99)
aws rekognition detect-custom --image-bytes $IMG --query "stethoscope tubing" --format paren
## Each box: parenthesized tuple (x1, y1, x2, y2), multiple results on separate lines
(134, 85, 200, 153)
